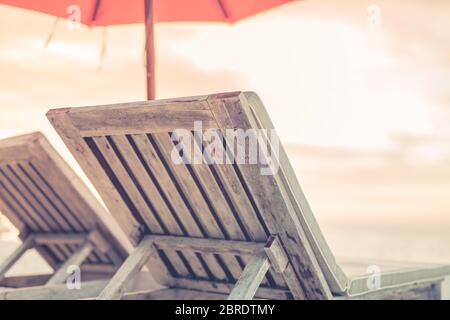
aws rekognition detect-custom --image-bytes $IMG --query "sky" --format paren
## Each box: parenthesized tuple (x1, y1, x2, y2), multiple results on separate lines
(0, 0, 449, 264)
(0, 0, 449, 149)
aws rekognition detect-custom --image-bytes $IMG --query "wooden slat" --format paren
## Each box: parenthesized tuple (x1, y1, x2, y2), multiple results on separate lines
(183, 132, 244, 240)
(66, 100, 216, 136)
(183, 132, 275, 287)
(152, 133, 243, 282)
(48, 112, 171, 285)
(91, 137, 163, 233)
(92, 136, 190, 278)
(0, 134, 35, 163)
(0, 179, 36, 231)
(0, 166, 51, 232)
(123, 288, 229, 300)
(131, 134, 228, 282)
(150, 235, 264, 256)
(0, 280, 108, 300)
(52, 244, 70, 265)
(228, 251, 270, 300)
(41, 244, 66, 267)
(208, 93, 331, 299)
(264, 236, 305, 299)
(21, 161, 89, 232)
(109, 135, 208, 279)
(56, 244, 74, 263)
(0, 132, 127, 273)
(9, 163, 73, 232)
(0, 165, 59, 231)
(196, 133, 286, 287)
(0, 173, 66, 266)
(48, 112, 142, 244)
(32, 134, 128, 266)
(0, 193, 26, 233)
(108, 135, 183, 233)
(172, 277, 291, 300)
(340, 280, 443, 300)
(34, 230, 111, 264)
(0, 145, 32, 163)
(80, 264, 117, 274)
(26, 156, 107, 266)
(244, 92, 349, 293)
(33, 233, 86, 245)
(97, 237, 154, 300)
(46, 241, 93, 286)
(28, 158, 96, 232)
(0, 274, 52, 288)
(207, 160, 267, 241)
(26, 144, 117, 266)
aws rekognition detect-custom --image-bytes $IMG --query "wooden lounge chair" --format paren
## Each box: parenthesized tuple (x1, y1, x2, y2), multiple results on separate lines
(0, 132, 128, 293)
(47, 92, 450, 300)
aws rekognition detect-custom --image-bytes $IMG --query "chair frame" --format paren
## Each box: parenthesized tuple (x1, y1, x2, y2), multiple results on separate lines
(47, 92, 448, 300)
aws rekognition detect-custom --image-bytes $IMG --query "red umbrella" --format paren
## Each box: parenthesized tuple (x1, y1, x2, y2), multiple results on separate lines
(0, 0, 294, 100)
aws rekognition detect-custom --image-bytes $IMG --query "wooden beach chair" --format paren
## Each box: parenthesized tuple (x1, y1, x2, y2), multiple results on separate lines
(0, 132, 128, 296)
(47, 92, 450, 300)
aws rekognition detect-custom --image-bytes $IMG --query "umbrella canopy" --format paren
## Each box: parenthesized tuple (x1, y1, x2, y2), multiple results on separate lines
(0, 0, 294, 99)
(0, 0, 293, 25)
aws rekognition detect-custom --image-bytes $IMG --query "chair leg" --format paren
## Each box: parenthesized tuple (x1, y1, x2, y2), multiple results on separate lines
(228, 250, 270, 300)
(0, 279, 108, 300)
(0, 236, 34, 283)
(264, 235, 306, 299)
(228, 235, 307, 300)
(97, 236, 154, 300)
(45, 241, 93, 286)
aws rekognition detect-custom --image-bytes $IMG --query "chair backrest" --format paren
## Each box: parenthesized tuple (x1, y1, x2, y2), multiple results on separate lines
(0, 132, 127, 273)
(47, 92, 349, 299)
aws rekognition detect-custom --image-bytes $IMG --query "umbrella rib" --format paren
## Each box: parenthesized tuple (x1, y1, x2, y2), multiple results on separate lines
(91, 0, 102, 22)
(217, 0, 229, 19)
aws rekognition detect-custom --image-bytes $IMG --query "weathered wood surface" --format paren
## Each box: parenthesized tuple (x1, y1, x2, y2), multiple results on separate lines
(264, 236, 288, 273)
(0, 280, 108, 300)
(47, 97, 290, 295)
(33, 233, 86, 245)
(152, 132, 243, 282)
(0, 282, 248, 300)
(338, 280, 444, 300)
(150, 235, 264, 256)
(243, 92, 349, 293)
(46, 93, 338, 299)
(208, 93, 331, 299)
(0, 275, 288, 300)
(0, 274, 52, 288)
(0, 271, 113, 289)
(66, 99, 216, 136)
(97, 237, 154, 300)
(228, 251, 270, 300)
(47, 92, 450, 300)
(0, 132, 128, 284)
(46, 241, 93, 286)
(172, 277, 290, 300)
(264, 235, 305, 299)
(123, 288, 228, 300)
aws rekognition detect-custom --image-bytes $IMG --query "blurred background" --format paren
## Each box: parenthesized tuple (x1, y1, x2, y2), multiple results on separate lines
(0, 0, 449, 276)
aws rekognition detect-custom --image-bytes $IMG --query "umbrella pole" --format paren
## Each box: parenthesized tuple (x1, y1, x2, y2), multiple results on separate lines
(144, 0, 155, 100)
